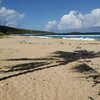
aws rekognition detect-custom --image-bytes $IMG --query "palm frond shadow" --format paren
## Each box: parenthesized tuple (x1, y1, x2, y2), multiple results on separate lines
(71, 64, 100, 86)
(0, 50, 100, 81)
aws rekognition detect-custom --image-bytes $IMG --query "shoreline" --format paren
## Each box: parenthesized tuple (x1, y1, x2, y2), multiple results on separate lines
(18, 34, 100, 41)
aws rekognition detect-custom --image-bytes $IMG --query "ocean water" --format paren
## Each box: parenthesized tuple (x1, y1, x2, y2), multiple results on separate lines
(20, 34, 100, 41)
(43, 34, 100, 41)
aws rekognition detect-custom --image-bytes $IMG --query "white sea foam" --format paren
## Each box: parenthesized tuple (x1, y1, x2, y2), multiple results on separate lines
(30, 36, 50, 39)
(63, 37, 95, 41)
(21, 34, 99, 41)
(38, 36, 51, 39)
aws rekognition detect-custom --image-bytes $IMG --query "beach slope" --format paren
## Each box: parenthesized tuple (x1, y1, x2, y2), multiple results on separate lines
(0, 36, 100, 100)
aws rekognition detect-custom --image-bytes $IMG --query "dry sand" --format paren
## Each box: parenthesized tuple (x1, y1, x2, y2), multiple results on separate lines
(0, 35, 100, 100)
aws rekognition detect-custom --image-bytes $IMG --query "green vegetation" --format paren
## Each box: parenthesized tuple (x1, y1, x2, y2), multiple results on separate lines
(0, 25, 55, 36)
(69, 32, 80, 34)
(0, 32, 5, 39)
(0, 32, 4, 36)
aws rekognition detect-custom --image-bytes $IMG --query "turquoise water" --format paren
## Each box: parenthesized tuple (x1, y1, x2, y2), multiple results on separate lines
(20, 34, 100, 41)
(31, 34, 100, 41)
(45, 34, 100, 41)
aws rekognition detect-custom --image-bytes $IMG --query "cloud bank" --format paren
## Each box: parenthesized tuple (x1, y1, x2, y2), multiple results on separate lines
(0, 7, 24, 27)
(45, 8, 100, 32)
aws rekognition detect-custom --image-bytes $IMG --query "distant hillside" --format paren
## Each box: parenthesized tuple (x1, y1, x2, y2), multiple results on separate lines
(57, 32, 100, 35)
(0, 25, 55, 36)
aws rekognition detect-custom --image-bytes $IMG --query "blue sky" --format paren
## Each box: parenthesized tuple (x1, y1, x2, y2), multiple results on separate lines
(0, 0, 100, 32)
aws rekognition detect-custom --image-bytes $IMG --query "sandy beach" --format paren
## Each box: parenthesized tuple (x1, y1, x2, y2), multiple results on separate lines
(0, 35, 100, 100)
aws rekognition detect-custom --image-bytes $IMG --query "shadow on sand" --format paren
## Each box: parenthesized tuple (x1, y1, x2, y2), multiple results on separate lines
(71, 63, 100, 86)
(0, 50, 100, 81)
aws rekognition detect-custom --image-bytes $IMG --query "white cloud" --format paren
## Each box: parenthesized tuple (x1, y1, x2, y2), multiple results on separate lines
(45, 8, 100, 32)
(45, 20, 57, 31)
(0, 7, 24, 27)
(58, 11, 82, 30)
